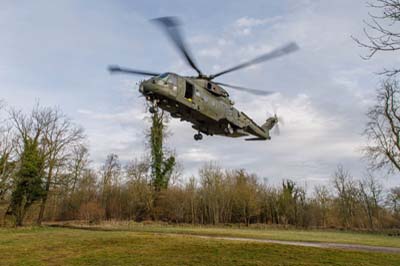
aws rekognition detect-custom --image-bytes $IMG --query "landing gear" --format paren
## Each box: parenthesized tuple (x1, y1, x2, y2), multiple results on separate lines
(149, 99, 158, 114)
(224, 123, 234, 135)
(194, 133, 203, 141)
(149, 106, 157, 114)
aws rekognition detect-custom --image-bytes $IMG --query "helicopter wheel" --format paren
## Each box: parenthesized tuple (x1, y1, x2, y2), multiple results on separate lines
(194, 133, 203, 141)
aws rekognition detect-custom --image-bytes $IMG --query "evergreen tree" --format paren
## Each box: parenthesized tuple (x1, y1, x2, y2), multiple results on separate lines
(149, 109, 175, 191)
(8, 137, 44, 226)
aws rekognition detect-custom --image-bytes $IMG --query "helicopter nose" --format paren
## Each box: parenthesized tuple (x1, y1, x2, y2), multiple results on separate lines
(139, 79, 157, 94)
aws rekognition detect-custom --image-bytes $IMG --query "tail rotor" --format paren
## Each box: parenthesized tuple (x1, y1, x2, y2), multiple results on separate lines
(267, 105, 284, 136)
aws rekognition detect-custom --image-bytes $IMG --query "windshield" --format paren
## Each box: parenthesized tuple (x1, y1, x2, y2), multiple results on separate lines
(159, 73, 169, 79)
(157, 73, 177, 86)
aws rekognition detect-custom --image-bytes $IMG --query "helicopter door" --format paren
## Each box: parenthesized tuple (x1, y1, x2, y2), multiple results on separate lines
(185, 81, 194, 100)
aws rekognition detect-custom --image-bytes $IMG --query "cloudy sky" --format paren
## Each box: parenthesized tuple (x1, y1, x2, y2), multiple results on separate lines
(1, 0, 399, 188)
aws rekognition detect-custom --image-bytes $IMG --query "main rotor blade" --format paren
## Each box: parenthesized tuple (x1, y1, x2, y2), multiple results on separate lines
(152, 17, 203, 76)
(210, 42, 299, 80)
(215, 82, 275, 96)
(108, 65, 160, 76)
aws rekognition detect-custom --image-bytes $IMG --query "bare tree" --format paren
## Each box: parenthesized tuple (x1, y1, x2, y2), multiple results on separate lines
(387, 186, 400, 213)
(198, 163, 226, 225)
(353, 0, 400, 76)
(123, 159, 152, 221)
(231, 170, 259, 226)
(67, 144, 90, 194)
(359, 174, 383, 229)
(313, 185, 331, 228)
(0, 104, 16, 200)
(364, 80, 400, 173)
(125, 158, 149, 182)
(36, 106, 84, 225)
(100, 153, 121, 220)
(332, 166, 360, 228)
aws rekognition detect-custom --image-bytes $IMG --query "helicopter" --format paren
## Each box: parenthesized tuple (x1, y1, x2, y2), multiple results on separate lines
(109, 17, 298, 141)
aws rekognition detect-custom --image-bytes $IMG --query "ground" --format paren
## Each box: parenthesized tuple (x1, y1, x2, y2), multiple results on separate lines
(1, 226, 400, 266)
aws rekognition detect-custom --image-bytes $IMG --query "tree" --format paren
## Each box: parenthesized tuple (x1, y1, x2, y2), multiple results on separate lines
(359, 174, 383, 229)
(387, 186, 400, 214)
(231, 170, 259, 226)
(7, 137, 45, 226)
(198, 164, 226, 224)
(185, 177, 197, 224)
(332, 166, 360, 228)
(100, 153, 121, 220)
(353, 0, 400, 76)
(363, 80, 400, 173)
(123, 159, 153, 221)
(57, 144, 90, 219)
(148, 109, 175, 191)
(277, 180, 308, 227)
(0, 107, 15, 200)
(333, 165, 360, 228)
(67, 144, 90, 195)
(313, 185, 331, 227)
(8, 105, 85, 224)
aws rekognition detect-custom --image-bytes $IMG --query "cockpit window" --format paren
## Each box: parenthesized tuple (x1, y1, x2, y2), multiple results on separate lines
(158, 73, 177, 86)
(169, 75, 177, 86)
(159, 73, 169, 79)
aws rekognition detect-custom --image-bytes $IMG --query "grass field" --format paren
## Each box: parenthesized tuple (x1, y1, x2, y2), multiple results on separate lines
(1, 227, 400, 266)
(62, 222, 400, 248)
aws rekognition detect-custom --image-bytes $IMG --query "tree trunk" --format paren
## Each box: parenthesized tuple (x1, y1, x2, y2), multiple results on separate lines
(37, 166, 53, 225)
(37, 193, 48, 225)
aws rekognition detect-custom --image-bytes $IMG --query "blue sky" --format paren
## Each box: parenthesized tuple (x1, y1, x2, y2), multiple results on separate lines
(1, 0, 399, 189)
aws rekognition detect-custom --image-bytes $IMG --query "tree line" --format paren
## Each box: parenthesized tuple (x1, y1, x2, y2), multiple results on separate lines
(0, 99, 399, 229)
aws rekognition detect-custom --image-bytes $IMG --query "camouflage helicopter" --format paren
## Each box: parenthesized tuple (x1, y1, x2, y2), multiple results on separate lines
(109, 17, 298, 141)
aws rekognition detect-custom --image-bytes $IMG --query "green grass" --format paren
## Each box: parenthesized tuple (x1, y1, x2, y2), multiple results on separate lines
(1, 227, 400, 266)
(68, 222, 400, 248)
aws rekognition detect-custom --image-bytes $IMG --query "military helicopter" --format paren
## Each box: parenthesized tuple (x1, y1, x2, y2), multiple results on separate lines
(109, 17, 298, 141)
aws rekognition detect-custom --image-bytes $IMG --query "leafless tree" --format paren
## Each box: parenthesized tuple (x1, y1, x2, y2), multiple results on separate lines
(313, 185, 331, 228)
(387, 186, 400, 214)
(0, 103, 16, 200)
(123, 160, 153, 221)
(125, 159, 149, 182)
(359, 174, 383, 228)
(67, 144, 90, 194)
(332, 166, 360, 228)
(36, 107, 84, 225)
(353, 0, 400, 76)
(363, 80, 400, 173)
(100, 153, 121, 220)
(230, 170, 259, 226)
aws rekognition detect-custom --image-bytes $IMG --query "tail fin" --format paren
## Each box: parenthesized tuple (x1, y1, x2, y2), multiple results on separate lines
(261, 117, 278, 132)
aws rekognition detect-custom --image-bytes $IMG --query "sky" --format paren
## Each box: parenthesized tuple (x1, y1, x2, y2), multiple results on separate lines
(1, 0, 399, 189)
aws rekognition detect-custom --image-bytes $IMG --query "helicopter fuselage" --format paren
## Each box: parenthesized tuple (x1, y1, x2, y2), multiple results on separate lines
(140, 73, 275, 140)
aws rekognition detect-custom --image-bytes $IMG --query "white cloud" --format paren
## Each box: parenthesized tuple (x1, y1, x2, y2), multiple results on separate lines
(179, 148, 217, 162)
(235, 16, 283, 28)
(199, 48, 222, 58)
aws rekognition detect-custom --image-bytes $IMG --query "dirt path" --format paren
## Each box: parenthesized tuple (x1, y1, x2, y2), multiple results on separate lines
(46, 224, 400, 254)
(183, 234, 400, 254)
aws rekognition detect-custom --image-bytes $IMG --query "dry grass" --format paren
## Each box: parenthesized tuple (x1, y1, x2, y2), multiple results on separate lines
(1, 227, 400, 266)
(56, 220, 400, 248)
